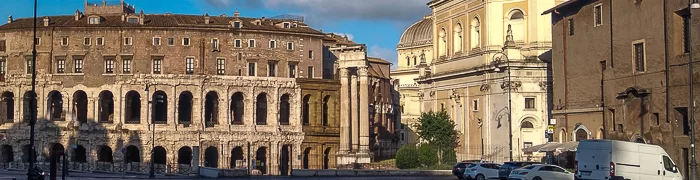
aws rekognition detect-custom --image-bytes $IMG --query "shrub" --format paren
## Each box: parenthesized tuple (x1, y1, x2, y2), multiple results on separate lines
(395, 145, 420, 169)
(418, 144, 438, 167)
(441, 148, 457, 165)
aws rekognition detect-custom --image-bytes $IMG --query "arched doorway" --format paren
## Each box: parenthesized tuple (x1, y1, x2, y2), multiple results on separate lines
(22, 91, 37, 123)
(256, 147, 267, 174)
(323, 148, 331, 169)
(125, 145, 140, 163)
(50, 143, 65, 176)
(302, 95, 310, 125)
(256, 93, 268, 125)
(98, 91, 114, 123)
(322, 95, 330, 126)
(230, 146, 244, 169)
(230, 92, 245, 125)
(302, 147, 311, 169)
(1, 92, 14, 123)
(73, 90, 88, 124)
(177, 146, 192, 165)
(97, 146, 113, 162)
(204, 146, 218, 168)
(47, 91, 63, 121)
(124, 91, 141, 124)
(279, 94, 290, 125)
(153, 146, 166, 165)
(0, 145, 13, 163)
(152, 91, 168, 124)
(205, 91, 219, 127)
(279, 145, 290, 175)
(22, 145, 32, 163)
(73, 145, 86, 163)
(178, 92, 193, 125)
(575, 129, 589, 142)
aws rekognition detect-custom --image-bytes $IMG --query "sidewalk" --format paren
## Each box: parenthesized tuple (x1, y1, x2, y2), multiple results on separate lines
(0, 169, 196, 179)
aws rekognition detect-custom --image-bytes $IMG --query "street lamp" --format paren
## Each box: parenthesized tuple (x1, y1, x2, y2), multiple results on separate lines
(145, 83, 155, 179)
(27, 0, 38, 179)
(478, 118, 484, 161)
(493, 52, 513, 162)
(689, 1, 700, 179)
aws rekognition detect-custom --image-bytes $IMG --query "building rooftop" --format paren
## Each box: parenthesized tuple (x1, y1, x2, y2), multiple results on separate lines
(397, 15, 433, 49)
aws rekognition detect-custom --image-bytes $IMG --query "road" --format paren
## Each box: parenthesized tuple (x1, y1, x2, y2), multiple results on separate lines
(0, 171, 457, 180)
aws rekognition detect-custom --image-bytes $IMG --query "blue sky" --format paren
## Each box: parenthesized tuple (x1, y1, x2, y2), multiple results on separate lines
(0, 0, 432, 68)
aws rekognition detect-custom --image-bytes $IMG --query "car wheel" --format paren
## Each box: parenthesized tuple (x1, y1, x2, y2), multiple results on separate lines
(476, 174, 485, 180)
(533, 177, 543, 180)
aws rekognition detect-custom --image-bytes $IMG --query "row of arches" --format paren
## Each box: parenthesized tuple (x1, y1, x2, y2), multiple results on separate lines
(1, 89, 294, 126)
(301, 94, 333, 126)
(437, 9, 525, 57)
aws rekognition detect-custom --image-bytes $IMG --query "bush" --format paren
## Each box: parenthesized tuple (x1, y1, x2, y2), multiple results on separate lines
(441, 148, 457, 165)
(418, 144, 438, 167)
(395, 145, 420, 169)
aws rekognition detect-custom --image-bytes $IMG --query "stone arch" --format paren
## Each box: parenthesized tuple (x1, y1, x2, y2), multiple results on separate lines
(1, 91, 15, 122)
(204, 146, 218, 168)
(50, 143, 65, 165)
(124, 91, 141, 124)
(322, 95, 331, 126)
(520, 121, 534, 129)
(405, 56, 410, 67)
(230, 92, 245, 124)
(98, 90, 114, 123)
(323, 147, 332, 169)
(453, 22, 463, 53)
(47, 90, 64, 121)
(152, 90, 168, 124)
(22, 91, 37, 123)
(559, 128, 567, 143)
(438, 27, 447, 56)
(506, 9, 526, 42)
(302, 94, 311, 126)
(470, 17, 480, 49)
(97, 145, 113, 162)
(597, 128, 604, 139)
(256, 146, 268, 174)
(230, 146, 244, 168)
(73, 90, 88, 124)
(178, 91, 193, 125)
(302, 147, 311, 169)
(280, 94, 291, 125)
(153, 146, 166, 164)
(73, 145, 87, 163)
(0, 144, 13, 163)
(177, 146, 192, 165)
(205, 91, 219, 127)
(279, 145, 291, 175)
(125, 145, 140, 163)
(22, 144, 32, 163)
(574, 125, 591, 141)
(255, 92, 268, 125)
(630, 134, 647, 143)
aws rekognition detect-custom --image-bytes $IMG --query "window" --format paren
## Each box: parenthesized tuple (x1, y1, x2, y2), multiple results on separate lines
(127, 17, 138, 24)
(308, 50, 313, 59)
(238, 53, 242, 61)
(233, 21, 241, 28)
(472, 99, 479, 111)
(406, 57, 410, 66)
(521, 121, 534, 129)
(0, 57, 6, 75)
(96, 37, 103, 45)
(269, 40, 276, 49)
(153, 37, 161, 45)
(216, 58, 225, 75)
(268, 62, 277, 77)
(183, 37, 190, 46)
(634, 42, 645, 72)
(26, 58, 32, 74)
(663, 156, 676, 172)
(677, 107, 690, 136)
(105, 58, 114, 73)
(167, 38, 174, 46)
(248, 63, 256, 76)
(307, 66, 314, 78)
(234, 39, 241, 48)
(56, 58, 65, 73)
(683, 14, 690, 53)
(74, 58, 83, 73)
(61, 37, 68, 46)
(124, 37, 132, 45)
(594, 4, 603, 26)
(525, 97, 535, 109)
(249, 39, 255, 48)
(153, 59, 162, 74)
(0, 40, 5, 52)
(287, 42, 293, 50)
(122, 58, 131, 73)
(34, 38, 40, 45)
(89, 17, 99, 24)
(185, 57, 194, 74)
(652, 113, 660, 126)
(211, 39, 219, 51)
(568, 19, 574, 36)
(610, 109, 617, 131)
(283, 22, 290, 28)
(288, 64, 297, 78)
(413, 57, 417, 65)
(84, 37, 91, 45)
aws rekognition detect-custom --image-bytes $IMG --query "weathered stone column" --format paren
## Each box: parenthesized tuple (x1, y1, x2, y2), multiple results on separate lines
(339, 68, 351, 153)
(359, 67, 370, 153)
(351, 74, 359, 152)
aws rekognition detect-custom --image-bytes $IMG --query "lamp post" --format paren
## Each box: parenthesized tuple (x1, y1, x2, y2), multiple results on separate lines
(478, 118, 484, 160)
(689, 1, 700, 179)
(493, 52, 513, 162)
(145, 83, 155, 179)
(27, 0, 38, 179)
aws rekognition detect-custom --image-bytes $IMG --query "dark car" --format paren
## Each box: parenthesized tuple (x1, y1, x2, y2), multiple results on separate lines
(498, 161, 539, 180)
(453, 160, 482, 179)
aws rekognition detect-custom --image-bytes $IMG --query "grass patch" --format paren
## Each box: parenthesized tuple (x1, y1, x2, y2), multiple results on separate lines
(409, 163, 452, 170)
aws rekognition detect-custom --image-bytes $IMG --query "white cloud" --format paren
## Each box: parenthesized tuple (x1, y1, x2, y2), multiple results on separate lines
(369, 45, 398, 68)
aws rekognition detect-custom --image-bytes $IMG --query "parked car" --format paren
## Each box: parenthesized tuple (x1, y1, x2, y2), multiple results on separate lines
(463, 162, 500, 180)
(498, 161, 539, 180)
(453, 160, 483, 179)
(508, 164, 574, 180)
(576, 139, 683, 180)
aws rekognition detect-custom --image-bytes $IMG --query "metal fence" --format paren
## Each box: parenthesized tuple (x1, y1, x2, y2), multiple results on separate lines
(0, 161, 193, 176)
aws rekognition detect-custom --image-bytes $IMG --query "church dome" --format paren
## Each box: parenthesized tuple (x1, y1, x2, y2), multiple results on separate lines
(397, 15, 433, 49)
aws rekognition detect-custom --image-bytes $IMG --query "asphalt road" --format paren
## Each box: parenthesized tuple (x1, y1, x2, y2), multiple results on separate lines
(0, 171, 458, 180)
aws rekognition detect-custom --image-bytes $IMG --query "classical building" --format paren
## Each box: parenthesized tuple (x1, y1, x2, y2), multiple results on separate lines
(298, 78, 340, 169)
(0, 1, 329, 175)
(545, 0, 700, 177)
(417, 0, 559, 162)
(392, 15, 434, 145)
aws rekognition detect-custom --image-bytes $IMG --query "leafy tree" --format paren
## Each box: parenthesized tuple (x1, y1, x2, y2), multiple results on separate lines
(418, 144, 438, 166)
(395, 145, 420, 169)
(415, 111, 458, 165)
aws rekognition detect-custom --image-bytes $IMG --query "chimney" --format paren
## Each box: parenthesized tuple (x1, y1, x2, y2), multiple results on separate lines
(204, 13, 210, 24)
(139, 10, 144, 25)
(74, 10, 82, 21)
(234, 9, 240, 18)
(7, 15, 12, 24)
(43, 17, 49, 27)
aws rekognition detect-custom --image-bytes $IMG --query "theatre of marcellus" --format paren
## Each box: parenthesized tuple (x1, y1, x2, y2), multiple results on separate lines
(0, 1, 399, 175)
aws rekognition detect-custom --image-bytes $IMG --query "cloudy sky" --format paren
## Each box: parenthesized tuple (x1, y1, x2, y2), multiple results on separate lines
(0, 0, 432, 68)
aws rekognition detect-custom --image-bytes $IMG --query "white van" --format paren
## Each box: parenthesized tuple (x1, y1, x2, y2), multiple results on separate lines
(575, 139, 683, 180)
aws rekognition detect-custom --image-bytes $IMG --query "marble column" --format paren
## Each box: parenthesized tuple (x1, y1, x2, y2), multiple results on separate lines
(351, 74, 359, 152)
(359, 67, 370, 153)
(339, 68, 350, 153)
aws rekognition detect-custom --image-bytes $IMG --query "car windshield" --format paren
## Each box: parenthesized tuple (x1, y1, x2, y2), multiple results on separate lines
(520, 165, 538, 170)
(467, 164, 477, 168)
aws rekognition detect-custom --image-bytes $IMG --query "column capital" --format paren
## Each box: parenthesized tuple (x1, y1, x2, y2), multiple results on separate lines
(339, 68, 349, 78)
(358, 67, 369, 76)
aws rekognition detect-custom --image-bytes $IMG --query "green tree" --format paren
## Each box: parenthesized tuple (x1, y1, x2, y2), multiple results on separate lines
(395, 145, 420, 169)
(418, 144, 438, 166)
(415, 111, 458, 165)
